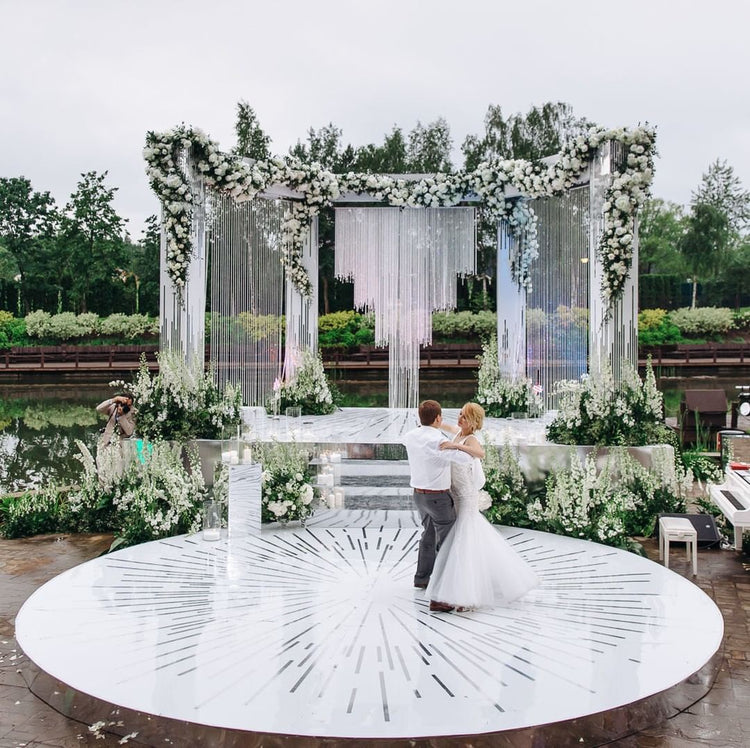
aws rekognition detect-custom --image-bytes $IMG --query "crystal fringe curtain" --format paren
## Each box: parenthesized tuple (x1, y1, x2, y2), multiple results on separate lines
(335, 207, 476, 409)
(206, 193, 287, 407)
(495, 222, 527, 381)
(526, 186, 590, 405)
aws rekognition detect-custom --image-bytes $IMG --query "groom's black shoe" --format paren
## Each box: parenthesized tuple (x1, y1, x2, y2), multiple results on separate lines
(429, 600, 455, 613)
(414, 582, 428, 589)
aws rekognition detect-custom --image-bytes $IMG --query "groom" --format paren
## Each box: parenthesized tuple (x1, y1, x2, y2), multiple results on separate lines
(402, 400, 471, 612)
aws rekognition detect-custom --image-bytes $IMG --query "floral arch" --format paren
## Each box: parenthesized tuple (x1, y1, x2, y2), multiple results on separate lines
(144, 124, 655, 408)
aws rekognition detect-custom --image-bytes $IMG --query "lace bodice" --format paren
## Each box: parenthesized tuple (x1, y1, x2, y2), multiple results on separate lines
(449, 434, 480, 514)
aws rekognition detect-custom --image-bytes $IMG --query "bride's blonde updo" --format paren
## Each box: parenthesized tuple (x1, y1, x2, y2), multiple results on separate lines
(461, 402, 485, 433)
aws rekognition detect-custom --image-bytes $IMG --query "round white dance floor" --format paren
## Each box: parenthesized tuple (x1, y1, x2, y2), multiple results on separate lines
(16, 516, 723, 740)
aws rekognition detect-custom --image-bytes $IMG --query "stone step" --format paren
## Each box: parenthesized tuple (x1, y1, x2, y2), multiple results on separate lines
(315, 458, 414, 509)
(317, 458, 411, 488)
(344, 494, 413, 510)
(336, 459, 411, 476)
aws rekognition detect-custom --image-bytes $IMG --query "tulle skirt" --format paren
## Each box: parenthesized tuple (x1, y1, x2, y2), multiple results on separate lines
(426, 510, 539, 609)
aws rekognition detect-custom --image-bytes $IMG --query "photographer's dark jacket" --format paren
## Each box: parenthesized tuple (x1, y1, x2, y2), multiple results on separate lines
(96, 398, 136, 446)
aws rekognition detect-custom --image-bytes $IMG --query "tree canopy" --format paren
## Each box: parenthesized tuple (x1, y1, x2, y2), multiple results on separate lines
(2, 101, 748, 317)
(232, 100, 272, 161)
(462, 102, 594, 169)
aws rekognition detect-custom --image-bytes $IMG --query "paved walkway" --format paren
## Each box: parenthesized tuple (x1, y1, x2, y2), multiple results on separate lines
(1, 533, 748, 747)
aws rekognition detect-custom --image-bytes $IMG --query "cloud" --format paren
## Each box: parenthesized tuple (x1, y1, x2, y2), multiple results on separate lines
(1, 0, 748, 235)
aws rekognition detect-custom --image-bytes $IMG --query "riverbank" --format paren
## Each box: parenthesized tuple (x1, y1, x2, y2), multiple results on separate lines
(4, 341, 750, 378)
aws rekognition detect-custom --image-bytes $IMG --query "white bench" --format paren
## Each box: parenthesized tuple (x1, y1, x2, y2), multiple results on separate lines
(658, 516, 697, 575)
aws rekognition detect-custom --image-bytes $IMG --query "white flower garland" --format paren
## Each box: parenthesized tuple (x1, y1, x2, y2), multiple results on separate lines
(144, 124, 655, 306)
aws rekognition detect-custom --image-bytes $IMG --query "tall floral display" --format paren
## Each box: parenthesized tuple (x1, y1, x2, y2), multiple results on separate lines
(545, 360, 665, 447)
(267, 349, 339, 416)
(475, 336, 542, 417)
(130, 350, 243, 441)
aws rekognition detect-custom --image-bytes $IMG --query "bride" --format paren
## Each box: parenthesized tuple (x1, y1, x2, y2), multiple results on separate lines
(427, 402, 539, 611)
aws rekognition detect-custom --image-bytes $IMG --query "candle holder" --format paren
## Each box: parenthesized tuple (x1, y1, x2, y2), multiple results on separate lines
(202, 499, 222, 541)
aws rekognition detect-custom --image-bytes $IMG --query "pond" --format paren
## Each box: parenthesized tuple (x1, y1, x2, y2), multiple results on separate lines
(2, 374, 749, 494)
(0, 375, 478, 494)
(0, 384, 113, 494)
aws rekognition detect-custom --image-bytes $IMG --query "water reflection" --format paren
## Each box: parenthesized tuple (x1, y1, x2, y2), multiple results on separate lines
(657, 375, 750, 417)
(0, 385, 112, 493)
(5, 374, 741, 494)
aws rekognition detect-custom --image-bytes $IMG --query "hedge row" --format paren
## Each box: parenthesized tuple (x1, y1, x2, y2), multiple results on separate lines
(5, 307, 749, 350)
(638, 306, 749, 345)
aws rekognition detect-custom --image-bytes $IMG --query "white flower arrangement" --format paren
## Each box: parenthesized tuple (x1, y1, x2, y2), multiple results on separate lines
(475, 335, 543, 417)
(528, 452, 637, 543)
(546, 359, 665, 446)
(144, 124, 656, 308)
(249, 440, 317, 523)
(66, 440, 207, 548)
(131, 349, 242, 441)
(267, 349, 338, 415)
(527, 446, 692, 547)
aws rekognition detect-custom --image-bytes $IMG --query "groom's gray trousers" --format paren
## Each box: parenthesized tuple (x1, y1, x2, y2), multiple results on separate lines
(413, 489, 456, 587)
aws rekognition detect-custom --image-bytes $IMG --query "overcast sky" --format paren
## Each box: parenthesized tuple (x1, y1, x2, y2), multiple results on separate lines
(2, 0, 748, 240)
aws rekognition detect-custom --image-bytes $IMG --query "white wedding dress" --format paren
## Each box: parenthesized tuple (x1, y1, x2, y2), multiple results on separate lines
(426, 440, 539, 609)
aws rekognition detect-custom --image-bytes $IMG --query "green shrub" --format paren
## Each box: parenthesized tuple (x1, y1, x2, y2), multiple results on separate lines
(526, 308, 546, 336)
(0, 312, 27, 349)
(639, 309, 668, 331)
(99, 313, 158, 339)
(318, 311, 368, 348)
(235, 312, 283, 341)
(430, 310, 498, 341)
(669, 307, 735, 337)
(0, 489, 70, 538)
(320, 329, 356, 348)
(24, 310, 51, 338)
(45, 312, 98, 340)
(733, 310, 750, 331)
(354, 327, 374, 345)
(638, 309, 682, 346)
(432, 311, 475, 339)
(472, 310, 498, 340)
(318, 310, 359, 332)
(23, 311, 160, 344)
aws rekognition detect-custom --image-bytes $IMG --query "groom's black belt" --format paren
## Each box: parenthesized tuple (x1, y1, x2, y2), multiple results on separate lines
(414, 488, 448, 494)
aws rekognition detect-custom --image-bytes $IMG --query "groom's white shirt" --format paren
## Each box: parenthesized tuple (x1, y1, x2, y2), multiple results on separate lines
(402, 425, 472, 490)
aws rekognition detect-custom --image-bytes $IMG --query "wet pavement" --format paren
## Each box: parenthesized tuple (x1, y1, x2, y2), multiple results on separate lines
(0, 532, 748, 748)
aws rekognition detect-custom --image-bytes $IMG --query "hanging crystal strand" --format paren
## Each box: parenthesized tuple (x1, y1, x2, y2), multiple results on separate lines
(496, 221, 524, 380)
(336, 206, 476, 409)
(526, 187, 590, 404)
(206, 193, 285, 407)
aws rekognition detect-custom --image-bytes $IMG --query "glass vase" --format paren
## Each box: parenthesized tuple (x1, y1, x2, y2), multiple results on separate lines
(202, 499, 222, 541)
